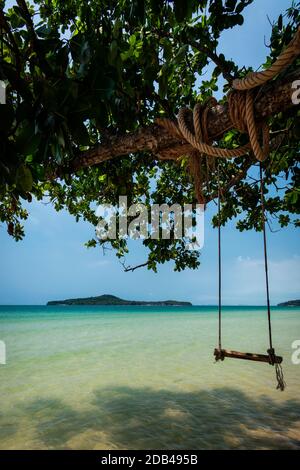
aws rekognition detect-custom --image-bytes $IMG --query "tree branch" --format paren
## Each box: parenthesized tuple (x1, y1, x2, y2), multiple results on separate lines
(66, 69, 300, 174)
(120, 259, 149, 272)
(189, 40, 235, 83)
(16, 0, 52, 75)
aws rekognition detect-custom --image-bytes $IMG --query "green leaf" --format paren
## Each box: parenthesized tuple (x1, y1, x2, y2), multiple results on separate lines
(286, 190, 299, 205)
(8, 5, 27, 27)
(235, 14, 244, 25)
(110, 40, 118, 62)
(16, 122, 41, 156)
(16, 164, 33, 192)
(113, 19, 122, 39)
(174, 45, 188, 63)
(35, 25, 52, 38)
(129, 35, 136, 47)
(235, 1, 248, 14)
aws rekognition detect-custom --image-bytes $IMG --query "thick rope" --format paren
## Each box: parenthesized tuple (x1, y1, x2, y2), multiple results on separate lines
(157, 27, 300, 170)
(158, 107, 251, 159)
(158, 90, 267, 166)
(233, 27, 300, 90)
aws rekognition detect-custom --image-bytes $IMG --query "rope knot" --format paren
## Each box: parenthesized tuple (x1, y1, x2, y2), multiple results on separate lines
(155, 27, 300, 202)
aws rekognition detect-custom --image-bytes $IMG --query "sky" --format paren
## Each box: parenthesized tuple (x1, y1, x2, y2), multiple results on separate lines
(0, 0, 299, 306)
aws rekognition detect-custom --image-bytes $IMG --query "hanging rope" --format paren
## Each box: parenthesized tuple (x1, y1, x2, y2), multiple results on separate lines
(214, 162, 286, 390)
(259, 164, 273, 352)
(214, 163, 226, 362)
(259, 164, 286, 391)
(275, 362, 286, 391)
(217, 164, 222, 354)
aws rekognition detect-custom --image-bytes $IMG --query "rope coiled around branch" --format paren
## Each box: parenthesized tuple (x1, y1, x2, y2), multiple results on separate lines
(157, 27, 300, 166)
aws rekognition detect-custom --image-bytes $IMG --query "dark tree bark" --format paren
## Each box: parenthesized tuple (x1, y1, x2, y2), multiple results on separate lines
(67, 70, 300, 173)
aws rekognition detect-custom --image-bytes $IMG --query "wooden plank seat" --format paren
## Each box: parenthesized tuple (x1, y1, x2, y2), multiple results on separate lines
(214, 348, 282, 364)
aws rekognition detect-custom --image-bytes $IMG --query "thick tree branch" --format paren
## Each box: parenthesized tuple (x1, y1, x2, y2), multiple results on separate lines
(68, 69, 300, 173)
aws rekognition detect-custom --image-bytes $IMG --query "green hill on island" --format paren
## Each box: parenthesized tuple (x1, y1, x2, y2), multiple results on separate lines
(47, 294, 192, 306)
(277, 300, 300, 307)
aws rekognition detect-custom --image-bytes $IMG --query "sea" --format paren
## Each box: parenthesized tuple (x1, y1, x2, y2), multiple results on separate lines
(0, 305, 299, 450)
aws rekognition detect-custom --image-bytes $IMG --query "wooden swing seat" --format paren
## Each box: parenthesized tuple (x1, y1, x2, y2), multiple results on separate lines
(214, 348, 282, 364)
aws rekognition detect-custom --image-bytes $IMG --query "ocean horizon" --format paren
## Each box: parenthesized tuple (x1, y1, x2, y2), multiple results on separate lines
(0, 305, 299, 450)
(0, 304, 296, 307)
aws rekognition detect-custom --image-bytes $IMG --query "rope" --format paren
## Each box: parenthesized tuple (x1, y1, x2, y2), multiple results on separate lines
(214, 163, 225, 363)
(158, 88, 270, 163)
(275, 363, 286, 391)
(218, 163, 222, 353)
(158, 105, 251, 159)
(260, 164, 272, 350)
(233, 27, 300, 90)
(260, 164, 286, 391)
(215, 163, 226, 362)
(187, 100, 212, 204)
(156, 27, 300, 179)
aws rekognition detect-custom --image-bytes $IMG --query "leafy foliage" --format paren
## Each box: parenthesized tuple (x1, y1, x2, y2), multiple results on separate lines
(0, 0, 299, 270)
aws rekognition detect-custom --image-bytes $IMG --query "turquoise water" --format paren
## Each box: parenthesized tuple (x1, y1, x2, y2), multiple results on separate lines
(0, 305, 299, 450)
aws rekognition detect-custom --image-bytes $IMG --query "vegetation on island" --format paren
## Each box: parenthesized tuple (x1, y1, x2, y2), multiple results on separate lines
(47, 294, 192, 306)
(277, 299, 300, 307)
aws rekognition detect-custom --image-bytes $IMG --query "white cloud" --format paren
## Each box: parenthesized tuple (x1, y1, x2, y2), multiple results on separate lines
(87, 259, 111, 268)
(223, 255, 300, 304)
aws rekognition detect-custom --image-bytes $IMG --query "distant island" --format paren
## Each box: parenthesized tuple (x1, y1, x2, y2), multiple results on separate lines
(277, 299, 300, 307)
(47, 294, 192, 306)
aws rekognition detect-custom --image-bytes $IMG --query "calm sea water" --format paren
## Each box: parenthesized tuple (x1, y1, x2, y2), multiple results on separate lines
(0, 305, 299, 450)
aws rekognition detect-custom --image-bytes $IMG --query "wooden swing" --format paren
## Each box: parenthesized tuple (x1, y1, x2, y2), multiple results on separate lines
(214, 349, 282, 364)
(213, 164, 285, 390)
(157, 29, 300, 390)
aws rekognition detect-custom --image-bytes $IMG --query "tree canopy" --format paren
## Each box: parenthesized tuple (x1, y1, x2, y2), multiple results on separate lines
(0, 0, 299, 272)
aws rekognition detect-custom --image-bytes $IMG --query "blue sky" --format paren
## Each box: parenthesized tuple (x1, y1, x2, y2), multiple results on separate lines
(0, 0, 299, 305)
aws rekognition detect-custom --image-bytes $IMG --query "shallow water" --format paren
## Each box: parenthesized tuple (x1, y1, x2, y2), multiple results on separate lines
(0, 305, 299, 449)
